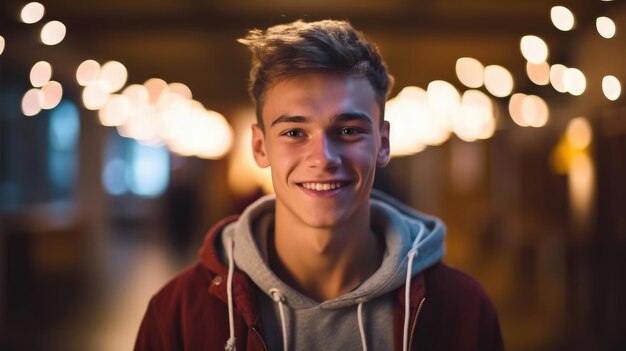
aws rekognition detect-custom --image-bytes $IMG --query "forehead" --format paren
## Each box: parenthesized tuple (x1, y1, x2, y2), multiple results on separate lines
(261, 73, 381, 126)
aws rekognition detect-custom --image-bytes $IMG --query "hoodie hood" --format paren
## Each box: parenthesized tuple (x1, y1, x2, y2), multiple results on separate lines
(216, 189, 445, 309)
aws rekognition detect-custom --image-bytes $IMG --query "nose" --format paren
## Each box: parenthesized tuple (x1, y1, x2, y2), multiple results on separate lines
(305, 133, 341, 169)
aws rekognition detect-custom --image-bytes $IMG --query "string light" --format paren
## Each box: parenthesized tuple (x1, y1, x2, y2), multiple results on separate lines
(596, 17, 616, 39)
(520, 35, 549, 63)
(41, 20, 66, 45)
(602, 75, 621, 101)
(20, 2, 45, 24)
(550, 6, 575, 31)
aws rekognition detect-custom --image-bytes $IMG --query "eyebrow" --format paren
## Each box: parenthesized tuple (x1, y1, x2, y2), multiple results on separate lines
(270, 112, 373, 127)
(270, 115, 309, 127)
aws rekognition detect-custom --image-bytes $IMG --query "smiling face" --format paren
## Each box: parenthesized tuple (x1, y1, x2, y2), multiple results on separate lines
(251, 72, 390, 229)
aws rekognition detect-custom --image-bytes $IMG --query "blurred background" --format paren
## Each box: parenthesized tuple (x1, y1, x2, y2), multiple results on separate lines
(1, 0, 625, 350)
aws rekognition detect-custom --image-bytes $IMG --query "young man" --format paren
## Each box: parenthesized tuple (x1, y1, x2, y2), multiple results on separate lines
(135, 20, 503, 351)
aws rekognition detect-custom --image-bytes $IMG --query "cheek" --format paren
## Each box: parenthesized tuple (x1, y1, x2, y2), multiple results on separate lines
(268, 146, 300, 179)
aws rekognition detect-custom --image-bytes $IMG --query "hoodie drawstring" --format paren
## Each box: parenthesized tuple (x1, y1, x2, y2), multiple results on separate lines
(225, 240, 237, 351)
(356, 299, 368, 351)
(269, 288, 289, 351)
(402, 248, 418, 351)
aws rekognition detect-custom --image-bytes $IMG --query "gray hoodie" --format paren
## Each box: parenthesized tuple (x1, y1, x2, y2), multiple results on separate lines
(221, 190, 445, 350)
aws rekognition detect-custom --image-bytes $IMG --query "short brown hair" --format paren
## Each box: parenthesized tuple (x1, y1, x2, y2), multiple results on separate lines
(239, 19, 393, 128)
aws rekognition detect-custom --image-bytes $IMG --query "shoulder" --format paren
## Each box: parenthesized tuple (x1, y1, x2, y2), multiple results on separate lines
(135, 263, 230, 350)
(424, 262, 488, 302)
(147, 263, 216, 315)
(416, 262, 503, 350)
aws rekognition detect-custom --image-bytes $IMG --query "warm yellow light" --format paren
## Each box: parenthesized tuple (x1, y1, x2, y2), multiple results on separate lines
(455, 57, 484, 88)
(508, 93, 527, 127)
(550, 6, 575, 31)
(40, 20, 66, 45)
(22, 88, 42, 116)
(118, 109, 162, 144)
(76, 60, 101, 86)
(122, 84, 150, 107)
(452, 90, 495, 141)
(550, 64, 568, 93)
(602, 75, 621, 101)
(40, 80, 62, 110)
(228, 110, 274, 195)
(568, 153, 595, 227)
(168, 82, 192, 99)
(165, 106, 233, 159)
(426, 80, 460, 115)
(520, 35, 549, 63)
(99, 94, 132, 127)
(521, 95, 549, 127)
(29, 61, 52, 87)
(20, 2, 45, 24)
(526, 61, 550, 86)
(484, 65, 514, 97)
(563, 67, 586, 96)
(196, 110, 234, 159)
(82, 81, 111, 110)
(0, 36, 5, 55)
(100, 61, 128, 93)
(566, 117, 592, 150)
(143, 78, 168, 104)
(385, 89, 427, 156)
(596, 17, 616, 39)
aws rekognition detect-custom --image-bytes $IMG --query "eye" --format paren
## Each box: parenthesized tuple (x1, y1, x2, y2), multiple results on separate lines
(281, 129, 305, 137)
(340, 127, 362, 135)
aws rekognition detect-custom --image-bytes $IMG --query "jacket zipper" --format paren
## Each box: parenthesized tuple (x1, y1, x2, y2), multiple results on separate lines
(407, 297, 426, 350)
(251, 326, 269, 351)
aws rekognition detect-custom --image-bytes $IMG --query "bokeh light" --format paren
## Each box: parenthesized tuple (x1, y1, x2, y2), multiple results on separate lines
(144, 78, 168, 104)
(455, 57, 484, 88)
(40, 80, 63, 110)
(122, 84, 150, 107)
(550, 64, 568, 93)
(99, 94, 133, 126)
(520, 35, 549, 63)
(511, 93, 550, 128)
(602, 75, 621, 101)
(566, 117, 592, 150)
(521, 94, 549, 127)
(118, 107, 162, 144)
(168, 82, 192, 99)
(484, 65, 514, 97)
(228, 111, 274, 195)
(82, 81, 111, 110)
(20, 2, 45, 24)
(596, 17, 616, 39)
(41, 20, 66, 46)
(508, 93, 527, 127)
(76, 59, 101, 86)
(385, 86, 433, 156)
(30, 61, 52, 87)
(100, 61, 128, 93)
(550, 6, 575, 31)
(0, 36, 5, 55)
(426, 80, 460, 115)
(526, 62, 550, 86)
(452, 89, 496, 141)
(22, 88, 43, 116)
(563, 67, 586, 96)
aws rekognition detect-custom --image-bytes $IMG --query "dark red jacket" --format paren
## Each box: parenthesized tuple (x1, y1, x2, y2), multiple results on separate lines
(135, 216, 504, 350)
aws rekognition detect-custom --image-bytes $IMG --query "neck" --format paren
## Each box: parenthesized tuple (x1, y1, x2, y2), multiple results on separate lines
(270, 201, 383, 302)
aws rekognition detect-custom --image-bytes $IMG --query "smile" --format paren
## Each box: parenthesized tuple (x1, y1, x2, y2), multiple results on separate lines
(299, 182, 347, 191)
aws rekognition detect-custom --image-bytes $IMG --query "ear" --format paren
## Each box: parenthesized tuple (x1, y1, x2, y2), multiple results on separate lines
(251, 124, 270, 168)
(376, 120, 391, 167)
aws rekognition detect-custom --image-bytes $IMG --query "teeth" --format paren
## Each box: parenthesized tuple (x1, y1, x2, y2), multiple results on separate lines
(302, 182, 344, 191)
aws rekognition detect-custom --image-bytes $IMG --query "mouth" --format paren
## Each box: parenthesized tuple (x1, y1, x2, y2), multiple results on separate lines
(298, 181, 350, 192)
